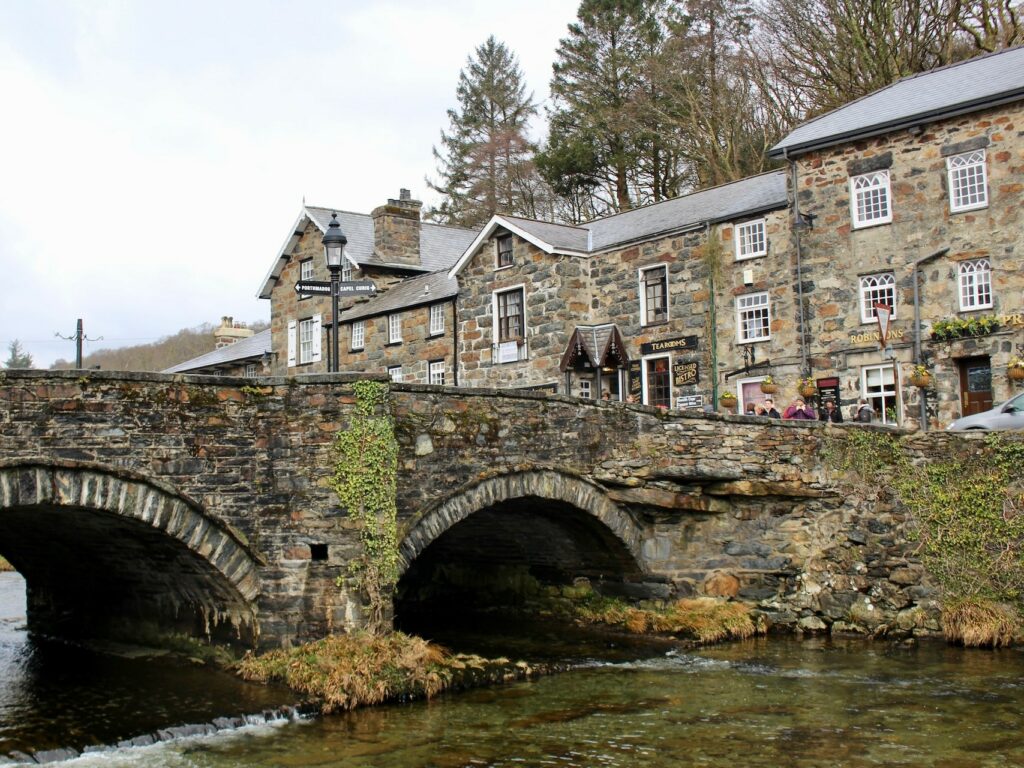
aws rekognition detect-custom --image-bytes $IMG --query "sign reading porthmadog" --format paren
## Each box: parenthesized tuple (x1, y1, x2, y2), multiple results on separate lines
(295, 280, 377, 296)
(640, 335, 699, 356)
(295, 280, 331, 295)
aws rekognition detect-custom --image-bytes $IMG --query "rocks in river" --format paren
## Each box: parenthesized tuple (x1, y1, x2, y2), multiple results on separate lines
(32, 748, 80, 763)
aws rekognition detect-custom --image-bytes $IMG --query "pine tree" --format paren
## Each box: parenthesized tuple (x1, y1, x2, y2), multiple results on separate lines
(427, 37, 539, 228)
(540, 0, 669, 216)
(3, 340, 33, 369)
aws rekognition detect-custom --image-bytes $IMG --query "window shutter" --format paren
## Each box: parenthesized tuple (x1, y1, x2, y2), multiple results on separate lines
(311, 314, 322, 363)
(287, 320, 297, 367)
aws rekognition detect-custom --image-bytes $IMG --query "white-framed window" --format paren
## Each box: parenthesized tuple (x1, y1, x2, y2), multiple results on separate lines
(351, 320, 365, 350)
(388, 313, 402, 344)
(341, 260, 353, 282)
(641, 355, 672, 408)
(244, 363, 258, 378)
(850, 170, 892, 228)
(492, 286, 527, 364)
(735, 219, 767, 260)
(639, 265, 668, 326)
(958, 258, 993, 311)
(862, 363, 899, 425)
(579, 379, 592, 399)
(737, 292, 771, 343)
(859, 273, 897, 324)
(429, 360, 445, 386)
(299, 317, 317, 364)
(429, 303, 445, 336)
(496, 235, 514, 268)
(387, 365, 403, 383)
(947, 150, 988, 213)
(298, 259, 314, 298)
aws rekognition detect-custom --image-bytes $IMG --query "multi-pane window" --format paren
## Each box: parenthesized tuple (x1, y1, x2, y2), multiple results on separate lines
(862, 364, 899, 425)
(298, 259, 314, 298)
(958, 258, 993, 311)
(299, 318, 316, 364)
(579, 379, 591, 399)
(850, 171, 892, 228)
(735, 219, 767, 260)
(496, 288, 524, 342)
(737, 292, 771, 342)
(429, 360, 445, 386)
(388, 313, 402, 344)
(497, 235, 514, 268)
(645, 357, 671, 408)
(244, 363, 258, 378)
(387, 366, 403, 383)
(947, 150, 988, 213)
(341, 261, 353, 282)
(859, 273, 897, 323)
(351, 320, 364, 350)
(640, 265, 668, 326)
(429, 303, 445, 336)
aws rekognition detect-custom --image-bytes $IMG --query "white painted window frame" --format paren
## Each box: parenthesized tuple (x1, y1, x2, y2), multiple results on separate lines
(638, 264, 669, 327)
(298, 259, 314, 299)
(429, 303, 445, 336)
(496, 234, 515, 269)
(298, 315, 321, 365)
(640, 353, 672, 408)
(958, 258, 993, 311)
(388, 313, 402, 344)
(861, 363, 899, 425)
(491, 285, 527, 364)
(341, 260, 353, 282)
(428, 360, 445, 386)
(579, 379, 592, 399)
(736, 292, 771, 343)
(850, 170, 892, 229)
(859, 273, 897, 324)
(244, 363, 258, 378)
(947, 149, 988, 213)
(387, 365, 403, 383)
(351, 320, 365, 350)
(735, 219, 767, 260)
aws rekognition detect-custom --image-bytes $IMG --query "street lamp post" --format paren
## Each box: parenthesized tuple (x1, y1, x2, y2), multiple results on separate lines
(322, 212, 348, 373)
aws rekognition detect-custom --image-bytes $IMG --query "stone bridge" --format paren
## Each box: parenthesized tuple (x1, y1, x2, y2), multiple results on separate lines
(0, 370, 966, 648)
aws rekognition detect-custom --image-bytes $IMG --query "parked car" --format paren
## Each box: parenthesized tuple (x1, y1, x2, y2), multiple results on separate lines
(947, 391, 1024, 431)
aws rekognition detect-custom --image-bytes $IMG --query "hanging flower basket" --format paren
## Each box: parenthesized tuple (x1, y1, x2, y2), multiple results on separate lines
(796, 378, 816, 398)
(908, 365, 932, 388)
(1009, 361, 1024, 381)
(719, 392, 737, 410)
(759, 376, 778, 394)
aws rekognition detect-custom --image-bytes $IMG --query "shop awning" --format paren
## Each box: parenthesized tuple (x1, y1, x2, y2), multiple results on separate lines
(559, 324, 630, 372)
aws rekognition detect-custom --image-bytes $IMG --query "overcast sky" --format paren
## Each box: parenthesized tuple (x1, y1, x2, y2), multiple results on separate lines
(0, 0, 581, 368)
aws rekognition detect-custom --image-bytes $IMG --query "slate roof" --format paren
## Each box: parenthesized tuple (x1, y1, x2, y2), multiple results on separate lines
(340, 271, 458, 324)
(499, 215, 591, 252)
(163, 329, 271, 374)
(771, 46, 1024, 157)
(560, 324, 629, 372)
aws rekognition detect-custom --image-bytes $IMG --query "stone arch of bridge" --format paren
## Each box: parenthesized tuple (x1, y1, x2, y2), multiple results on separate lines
(0, 461, 260, 644)
(398, 468, 649, 577)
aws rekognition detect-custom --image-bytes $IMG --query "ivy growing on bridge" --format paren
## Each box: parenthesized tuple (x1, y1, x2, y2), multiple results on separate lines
(330, 381, 399, 634)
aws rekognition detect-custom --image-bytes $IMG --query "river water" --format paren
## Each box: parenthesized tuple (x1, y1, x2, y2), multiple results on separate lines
(3, 571, 1024, 766)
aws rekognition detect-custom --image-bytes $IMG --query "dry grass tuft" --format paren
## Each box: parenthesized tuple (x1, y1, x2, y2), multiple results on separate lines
(578, 596, 759, 644)
(237, 631, 452, 713)
(0, 556, 13, 573)
(942, 598, 1024, 648)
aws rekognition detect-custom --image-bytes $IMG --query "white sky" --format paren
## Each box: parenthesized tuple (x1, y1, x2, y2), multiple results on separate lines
(0, 0, 581, 368)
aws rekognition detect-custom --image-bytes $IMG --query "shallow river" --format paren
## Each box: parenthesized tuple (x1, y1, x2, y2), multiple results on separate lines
(3, 571, 1024, 767)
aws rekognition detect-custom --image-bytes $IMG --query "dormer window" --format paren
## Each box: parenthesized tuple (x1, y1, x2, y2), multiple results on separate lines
(497, 235, 514, 268)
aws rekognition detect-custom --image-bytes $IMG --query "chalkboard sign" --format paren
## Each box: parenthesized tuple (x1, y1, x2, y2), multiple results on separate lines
(676, 394, 704, 410)
(628, 361, 643, 399)
(673, 359, 698, 387)
(816, 376, 841, 405)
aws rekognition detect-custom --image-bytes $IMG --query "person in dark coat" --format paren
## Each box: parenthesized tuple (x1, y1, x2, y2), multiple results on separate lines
(763, 397, 781, 418)
(819, 399, 843, 423)
(853, 398, 874, 423)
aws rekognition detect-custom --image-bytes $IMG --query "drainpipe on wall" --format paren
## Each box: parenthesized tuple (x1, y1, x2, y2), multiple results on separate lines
(784, 149, 809, 374)
(705, 221, 719, 406)
(451, 297, 459, 387)
(912, 247, 949, 432)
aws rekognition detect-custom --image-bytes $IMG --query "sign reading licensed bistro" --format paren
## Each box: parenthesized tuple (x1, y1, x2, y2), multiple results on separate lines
(640, 335, 699, 355)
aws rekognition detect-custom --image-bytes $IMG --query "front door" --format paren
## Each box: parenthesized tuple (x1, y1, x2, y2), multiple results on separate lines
(958, 356, 993, 416)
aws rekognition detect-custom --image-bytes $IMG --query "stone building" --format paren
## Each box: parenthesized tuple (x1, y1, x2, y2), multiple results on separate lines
(163, 317, 271, 377)
(769, 45, 1024, 427)
(256, 191, 475, 382)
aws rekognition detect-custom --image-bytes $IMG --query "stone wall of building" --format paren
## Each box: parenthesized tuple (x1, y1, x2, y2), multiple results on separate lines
(457, 231, 591, 390)
(794, 101, 1024, 426)
(339, 300, 456, 385)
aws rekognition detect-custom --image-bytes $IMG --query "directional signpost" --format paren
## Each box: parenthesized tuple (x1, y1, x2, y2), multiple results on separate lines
(295, 280, 377, 297)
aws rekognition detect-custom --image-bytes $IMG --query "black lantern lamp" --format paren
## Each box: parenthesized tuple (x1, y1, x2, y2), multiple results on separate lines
(322, 212, 348, 373)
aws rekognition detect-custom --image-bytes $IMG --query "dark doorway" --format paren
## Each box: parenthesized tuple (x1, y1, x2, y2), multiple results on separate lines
(958, 356, 993, 416)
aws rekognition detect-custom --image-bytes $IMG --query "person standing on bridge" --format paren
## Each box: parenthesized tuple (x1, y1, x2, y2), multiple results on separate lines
(763, 397, 781, 418)
(783, 398, 816, 420)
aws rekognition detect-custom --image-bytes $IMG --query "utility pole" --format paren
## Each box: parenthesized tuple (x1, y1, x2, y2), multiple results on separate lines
(55, 319, 102, 369)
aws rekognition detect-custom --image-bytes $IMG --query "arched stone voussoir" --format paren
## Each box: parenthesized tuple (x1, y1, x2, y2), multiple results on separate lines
(0, 461, 259, 603)
(398, 468, 649, 576)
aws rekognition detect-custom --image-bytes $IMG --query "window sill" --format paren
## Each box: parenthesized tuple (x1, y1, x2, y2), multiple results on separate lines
(494, 264, 515, 272)
(958, 305, 994, 313)
(385, 341, 403, 347)
(426, 332, 445, 339)
(641, 320, 669, 329)
(851, 218, 892, 231)
(737, 337, 770, 345)
(349, 348, 364, 353)
(735, 252, 767, 262)
(950, 203, 988, 215)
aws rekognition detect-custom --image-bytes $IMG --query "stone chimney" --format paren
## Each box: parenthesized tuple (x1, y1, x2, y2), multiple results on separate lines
(371, 188, 422, 266)
(214, 316, 254, 349)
